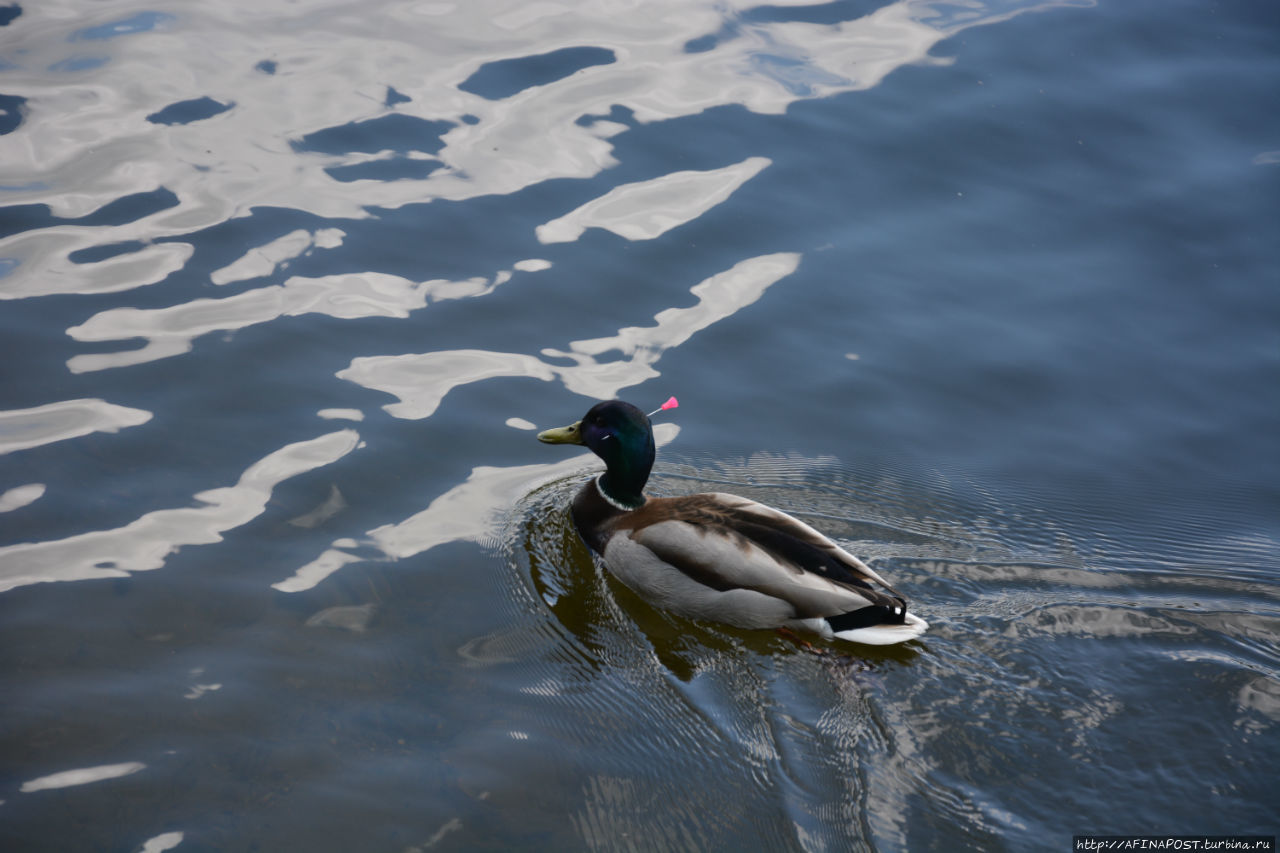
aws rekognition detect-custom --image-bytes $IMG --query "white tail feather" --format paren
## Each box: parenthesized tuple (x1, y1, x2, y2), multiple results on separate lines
(833, 612, 928, 646)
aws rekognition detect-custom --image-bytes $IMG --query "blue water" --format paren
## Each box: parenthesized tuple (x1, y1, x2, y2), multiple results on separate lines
(1, 0, 1277, 850)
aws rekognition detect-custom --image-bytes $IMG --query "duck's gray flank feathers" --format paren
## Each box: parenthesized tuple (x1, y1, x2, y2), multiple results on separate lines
(609, 493, 908, 625)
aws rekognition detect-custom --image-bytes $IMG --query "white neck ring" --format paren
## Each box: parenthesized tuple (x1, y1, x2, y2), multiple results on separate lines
(595, 474, 636, 511)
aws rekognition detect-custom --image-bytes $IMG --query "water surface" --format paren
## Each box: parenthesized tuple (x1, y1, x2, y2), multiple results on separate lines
(1, 0, 1277, 850)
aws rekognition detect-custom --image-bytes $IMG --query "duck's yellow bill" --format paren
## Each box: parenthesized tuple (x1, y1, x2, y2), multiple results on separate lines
(536, 421, 584, 445)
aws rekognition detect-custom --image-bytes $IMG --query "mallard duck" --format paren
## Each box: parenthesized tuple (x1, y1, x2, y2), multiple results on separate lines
(537, 400, 927, 645)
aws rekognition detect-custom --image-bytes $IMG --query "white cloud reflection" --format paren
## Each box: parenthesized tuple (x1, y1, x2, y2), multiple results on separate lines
(0, 231, 193, 300)
(0, 484, 47, 512)
(340, 252, 799, 413)
(339, 350, 557, 420)
(536, 157, 770, 243)
(1, 0, 1075, 302)
(210, 228, 345, 285)
(0, 398, 152, 454)
(0, 430, 359, 594)
(20, 761, 146, 793)
(66, 272, 497, 374)
(138, 831, 185, 853)
(548, 252, 799, 398)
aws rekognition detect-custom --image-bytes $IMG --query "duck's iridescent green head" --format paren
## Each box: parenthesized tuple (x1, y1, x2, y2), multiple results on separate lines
(537, 400, 655, 508)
